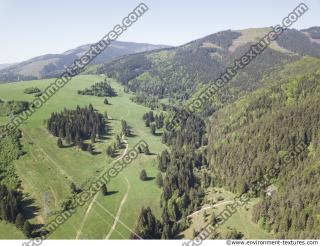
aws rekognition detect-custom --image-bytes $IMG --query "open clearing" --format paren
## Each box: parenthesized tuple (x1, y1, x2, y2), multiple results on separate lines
(181, 188, 273, 239)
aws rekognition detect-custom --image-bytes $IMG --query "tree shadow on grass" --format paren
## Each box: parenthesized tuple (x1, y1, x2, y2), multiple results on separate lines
(107, 191, 119, 196)
(145, 177, 155, 181)
(21, 195, 40, 220)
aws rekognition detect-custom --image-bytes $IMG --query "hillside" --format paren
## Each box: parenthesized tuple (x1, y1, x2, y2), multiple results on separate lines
(207, 57, 320, 238)
(98, 27, 320, 105)
(0, 41, 169, 82)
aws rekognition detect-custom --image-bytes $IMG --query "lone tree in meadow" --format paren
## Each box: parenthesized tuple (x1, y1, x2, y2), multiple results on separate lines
(140, 169, 148, 181)
(101, 184, 108, 196)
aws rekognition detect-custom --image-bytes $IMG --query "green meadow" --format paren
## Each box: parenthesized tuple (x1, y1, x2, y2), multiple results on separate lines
(0, 75, 166, 239)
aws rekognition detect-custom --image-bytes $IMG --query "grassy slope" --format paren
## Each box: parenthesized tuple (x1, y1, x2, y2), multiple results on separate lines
(0, 75, 166, 239)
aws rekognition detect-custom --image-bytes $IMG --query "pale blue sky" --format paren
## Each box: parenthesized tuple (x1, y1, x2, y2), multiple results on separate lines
(0, 0, 319, 63)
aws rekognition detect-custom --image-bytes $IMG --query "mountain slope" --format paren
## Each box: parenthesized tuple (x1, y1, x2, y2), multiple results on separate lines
(0, 41, 169, 82)
(207, 57, 320, 238)
(98, 27, 320, 104)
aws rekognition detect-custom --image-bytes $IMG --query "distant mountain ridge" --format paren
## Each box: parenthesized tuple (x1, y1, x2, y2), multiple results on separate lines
(0, 64, 15, 71)
(0, 41, 170, 82)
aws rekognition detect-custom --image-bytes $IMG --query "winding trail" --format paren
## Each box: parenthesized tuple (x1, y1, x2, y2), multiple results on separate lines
(75, 138, 128, 240)
(105, 173, 130, 239)
(187, 201, 234, 219)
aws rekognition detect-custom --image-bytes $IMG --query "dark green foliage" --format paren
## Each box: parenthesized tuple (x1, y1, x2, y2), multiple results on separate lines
(0, 132, 24, 228)
(47, 105, 106, 150)
(121, 120, 131, 137)
(133, 207, 162, 239)
(143, 111, 164, 131)
(163, 108, 206, 149)
(99, 29, 302, 104)
(0, 100, 29, 116)
(99, 31, 241, 101)
(157, 149, 170, 172)
(0, 130, 23, 188)
(0, 184, 23, 223)
(23, 87, 41, 94)
(140, 169, 147, 181)
(277, 29, 320, 57)
(78, 80, 117, 97)
(104, 98, 109, 105)
(208, 70, 320, 238)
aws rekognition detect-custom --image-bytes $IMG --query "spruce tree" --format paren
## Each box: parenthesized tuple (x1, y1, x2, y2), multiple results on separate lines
(101, 184, 108, 196)
(140, 169, 148, 181)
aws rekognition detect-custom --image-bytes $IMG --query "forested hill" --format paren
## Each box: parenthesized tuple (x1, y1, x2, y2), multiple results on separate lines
(207, 57, 320, 238)
(98, 27, 320, 103)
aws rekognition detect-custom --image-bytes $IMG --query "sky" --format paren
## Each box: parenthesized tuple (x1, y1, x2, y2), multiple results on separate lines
(0, 0, 319, 63)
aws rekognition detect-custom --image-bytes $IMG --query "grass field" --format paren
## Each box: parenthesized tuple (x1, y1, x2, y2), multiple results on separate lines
(0, 222, 25, 239)
(0, 75, 166, 239)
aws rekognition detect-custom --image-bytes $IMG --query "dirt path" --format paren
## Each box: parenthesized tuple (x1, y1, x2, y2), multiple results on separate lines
(187, 201, 234, 219)
(75, 192, 99, 239)
(105, 173, 130, 239)
(76, 138, 128, 240)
